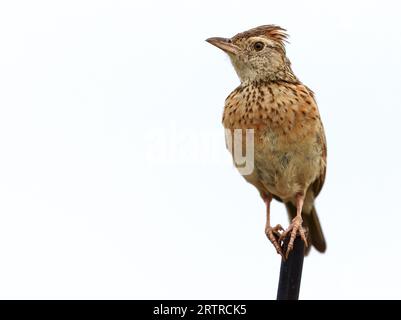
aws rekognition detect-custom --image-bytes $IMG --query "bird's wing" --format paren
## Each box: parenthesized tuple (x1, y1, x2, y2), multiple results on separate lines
(311, 108, 327, 198)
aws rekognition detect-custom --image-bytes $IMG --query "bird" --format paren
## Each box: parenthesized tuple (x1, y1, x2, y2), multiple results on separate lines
(206, 25, 327, 258)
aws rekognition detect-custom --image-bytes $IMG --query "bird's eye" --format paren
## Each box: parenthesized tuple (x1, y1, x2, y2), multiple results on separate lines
(253, 42, 264, 51)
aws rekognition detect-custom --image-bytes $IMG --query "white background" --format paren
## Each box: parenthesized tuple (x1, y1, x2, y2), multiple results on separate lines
(0, 0, 400, 299)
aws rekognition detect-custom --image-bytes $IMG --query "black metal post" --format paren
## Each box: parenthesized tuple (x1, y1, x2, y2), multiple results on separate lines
(276, 235, 305, 300)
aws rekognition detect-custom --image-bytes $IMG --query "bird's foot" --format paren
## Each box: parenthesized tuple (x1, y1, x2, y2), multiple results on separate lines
(279, 216, 308, 259)
(265, 224, 284, 258)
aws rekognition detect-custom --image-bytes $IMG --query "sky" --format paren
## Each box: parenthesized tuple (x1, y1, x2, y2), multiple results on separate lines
(0, 0, 401, 299)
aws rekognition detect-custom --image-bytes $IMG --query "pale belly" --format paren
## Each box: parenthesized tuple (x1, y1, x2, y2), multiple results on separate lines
(239, 132, 323, 201)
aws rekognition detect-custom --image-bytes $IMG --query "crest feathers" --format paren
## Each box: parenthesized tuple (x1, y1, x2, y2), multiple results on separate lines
(232, 25, 289, 45)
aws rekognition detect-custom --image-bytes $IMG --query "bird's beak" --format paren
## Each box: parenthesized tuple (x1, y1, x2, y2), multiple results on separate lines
(206, 37, 239, 55)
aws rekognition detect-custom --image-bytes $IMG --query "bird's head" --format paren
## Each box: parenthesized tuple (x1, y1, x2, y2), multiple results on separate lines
(206, 25, 296, 83)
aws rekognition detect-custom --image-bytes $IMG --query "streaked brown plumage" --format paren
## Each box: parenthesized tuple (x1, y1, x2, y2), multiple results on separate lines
(207, 25, 327, 258)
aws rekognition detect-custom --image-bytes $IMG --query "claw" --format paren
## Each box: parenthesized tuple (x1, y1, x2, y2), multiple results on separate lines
(265, 224, 284, 258)
(279, 216, 308, 259)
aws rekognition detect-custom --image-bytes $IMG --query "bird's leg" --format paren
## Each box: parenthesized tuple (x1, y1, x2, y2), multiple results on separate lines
(264, 194, 284, 257)
(280, 194, 308, 259)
